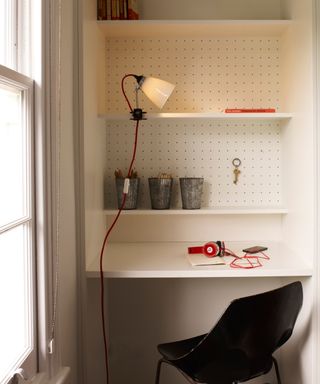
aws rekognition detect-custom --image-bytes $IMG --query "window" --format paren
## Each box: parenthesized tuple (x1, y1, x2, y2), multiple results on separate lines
(0, 1, 17, 70)
(0, 0, 31, 76)
(0, 70, 36, 384)
(0, 1, 37, 383)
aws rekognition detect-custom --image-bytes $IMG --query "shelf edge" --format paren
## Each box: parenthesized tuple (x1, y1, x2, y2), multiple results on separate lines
(97, 19, 292, 38)
(104, 208, 289, 215)
(87, 269, 312, 278)
(99, 112, 293, 120)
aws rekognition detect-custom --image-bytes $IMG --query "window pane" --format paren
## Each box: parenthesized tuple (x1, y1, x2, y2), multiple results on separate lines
(0, 83, 28, 227)
(0, 224, 33, 384)
(0, 0, 17, 70)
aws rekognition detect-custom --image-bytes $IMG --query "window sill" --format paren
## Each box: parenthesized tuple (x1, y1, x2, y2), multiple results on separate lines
(31, 367, 70, 384)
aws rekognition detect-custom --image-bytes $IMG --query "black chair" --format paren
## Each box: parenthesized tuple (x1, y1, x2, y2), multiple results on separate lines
(155, 281, 303, 384)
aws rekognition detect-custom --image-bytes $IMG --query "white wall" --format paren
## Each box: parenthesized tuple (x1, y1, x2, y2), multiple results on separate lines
(139, 0, 281, 20)
(56, 0, 80, 383)
(280, 0, 315, 259)
(83, 0, 317, 383)
(83, 0, 107, 269)
(279, 1, 316, 380)
(82, 0, 109, 382)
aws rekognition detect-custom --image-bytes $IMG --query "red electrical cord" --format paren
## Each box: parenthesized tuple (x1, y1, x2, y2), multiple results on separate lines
(225, 248, 270, 269)
(121, 74, 136, 112)
(99, 74, 140, 384)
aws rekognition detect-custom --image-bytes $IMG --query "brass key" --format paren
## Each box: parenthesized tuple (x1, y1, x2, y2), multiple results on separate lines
(232, 158, 241, 185)
(233, 167, 241, 184)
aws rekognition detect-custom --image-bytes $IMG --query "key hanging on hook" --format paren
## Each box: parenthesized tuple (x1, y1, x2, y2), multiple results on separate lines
(232, 158, 241, 185)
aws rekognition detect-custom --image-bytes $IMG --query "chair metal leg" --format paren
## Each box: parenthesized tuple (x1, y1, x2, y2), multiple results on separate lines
(156, 359, 197, 384)
(272, 357, 282, 384)
(155, 358, 165, 384)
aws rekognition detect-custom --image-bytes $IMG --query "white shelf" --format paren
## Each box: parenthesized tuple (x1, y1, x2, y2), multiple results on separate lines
(86, 241, 312, 278)
(105, 207, 288, 215)
(99, 112, 293, 120)
(97, 19, 292, 38)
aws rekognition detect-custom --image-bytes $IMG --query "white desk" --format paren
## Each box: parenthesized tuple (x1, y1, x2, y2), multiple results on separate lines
(86, 241, 312, 278)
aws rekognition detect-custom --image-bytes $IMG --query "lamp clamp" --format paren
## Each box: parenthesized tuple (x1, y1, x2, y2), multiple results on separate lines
(131, 108, 147, 121)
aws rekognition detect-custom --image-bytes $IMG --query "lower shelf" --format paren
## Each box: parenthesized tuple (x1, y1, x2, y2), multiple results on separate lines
(86, 241, 312, 278)
(104, 207, 288, 215)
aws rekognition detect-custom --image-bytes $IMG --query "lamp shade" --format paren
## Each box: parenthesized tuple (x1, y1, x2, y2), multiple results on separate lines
(138, 76, 175, 109)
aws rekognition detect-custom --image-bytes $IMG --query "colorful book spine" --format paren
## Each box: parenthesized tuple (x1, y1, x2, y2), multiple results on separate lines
(97, 0, 103, 20)
(97, 0, 111, 20)
(119, 0, 124, 19)
(127, 0, 139, 19)
(111, 0, 120, 19)
(123, 0, 128, 19)
(106, 0, 111, 19)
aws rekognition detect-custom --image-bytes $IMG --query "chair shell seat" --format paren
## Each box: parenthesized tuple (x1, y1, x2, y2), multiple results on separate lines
(155, 281, 303, 384)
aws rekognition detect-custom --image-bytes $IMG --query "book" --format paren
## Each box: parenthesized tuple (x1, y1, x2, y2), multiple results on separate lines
(97, 0, 103, 20)
(99, 0, 133, 20)
(187, 254, 226, 267)
(123, 0, 128, 19)
(127, 0, 139, 19)
(106, 0, 111, 19)
(119, 0, 124, 19)
(119, 0, 129, 19)
(224, 108, 276, 113)
(111, 0, 120, 19)
(97, 0, 110, 20)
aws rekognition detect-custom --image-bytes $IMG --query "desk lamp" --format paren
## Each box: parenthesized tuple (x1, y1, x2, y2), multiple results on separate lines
(122, 74, 175, 120)
(120, 73, 175, 181)
(100, 74, 175, 384)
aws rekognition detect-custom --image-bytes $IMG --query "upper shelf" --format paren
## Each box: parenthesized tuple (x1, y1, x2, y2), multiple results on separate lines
(97, 19, 292, 38)
(99, 112, 293, 120)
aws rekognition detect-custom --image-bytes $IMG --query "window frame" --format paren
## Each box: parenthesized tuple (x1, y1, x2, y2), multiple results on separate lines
(2, 0, 77, 382)
(0, 0, 52, 382)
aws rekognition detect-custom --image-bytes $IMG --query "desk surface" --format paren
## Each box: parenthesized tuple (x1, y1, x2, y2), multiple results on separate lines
(86, 241, 312, 278)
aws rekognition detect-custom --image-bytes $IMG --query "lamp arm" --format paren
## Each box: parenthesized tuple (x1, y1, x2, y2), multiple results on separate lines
(121, 74, 146, 120)
(121, 74, 136, 112)
(121, 73, 144, 111)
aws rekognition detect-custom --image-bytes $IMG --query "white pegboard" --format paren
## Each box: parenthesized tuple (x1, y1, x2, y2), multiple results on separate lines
(105, 37, 281, 113)
(104, 119, 282, 209)
(103, 36, 283, 209)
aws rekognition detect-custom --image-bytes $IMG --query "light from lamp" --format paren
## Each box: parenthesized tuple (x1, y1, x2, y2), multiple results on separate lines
(138, 76, 175, 109)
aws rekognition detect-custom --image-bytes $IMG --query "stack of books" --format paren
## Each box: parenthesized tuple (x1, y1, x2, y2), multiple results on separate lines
(97, 0, 139, 20)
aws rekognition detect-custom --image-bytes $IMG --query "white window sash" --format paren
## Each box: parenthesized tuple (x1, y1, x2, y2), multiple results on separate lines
(0, 0, 18, 70)
(0, 64, 37, 384)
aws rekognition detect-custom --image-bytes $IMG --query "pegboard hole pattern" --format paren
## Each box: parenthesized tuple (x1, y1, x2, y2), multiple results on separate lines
(105, 37, 281, 113)
(104, 120, 282, 209)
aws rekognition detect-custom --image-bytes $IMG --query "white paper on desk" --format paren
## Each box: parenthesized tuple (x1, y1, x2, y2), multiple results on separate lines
(187, 254, 226, 266)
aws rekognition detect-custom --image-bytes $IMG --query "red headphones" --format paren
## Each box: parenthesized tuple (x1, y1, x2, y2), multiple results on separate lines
(188, 241, 225, 257)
